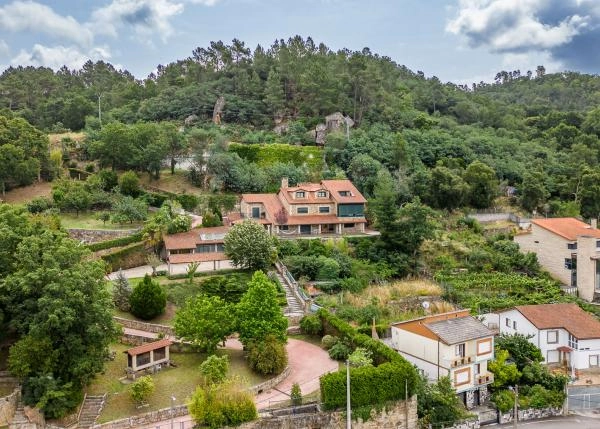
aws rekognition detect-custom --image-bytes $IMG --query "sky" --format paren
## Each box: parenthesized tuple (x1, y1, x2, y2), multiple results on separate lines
(0, 0, 599, 84)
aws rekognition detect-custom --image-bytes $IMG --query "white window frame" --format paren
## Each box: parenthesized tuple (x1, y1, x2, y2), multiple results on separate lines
(568, 333, 578, 350)
(297, 207, 309, 214)
(547, 330, 558, 344)
(455, 343, 466, 357)
(590, 355, 599, 367)
(295, 191, 305, 198)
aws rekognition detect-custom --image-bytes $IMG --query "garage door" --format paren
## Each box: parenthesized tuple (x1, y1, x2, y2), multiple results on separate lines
(547, 350, 559, 363)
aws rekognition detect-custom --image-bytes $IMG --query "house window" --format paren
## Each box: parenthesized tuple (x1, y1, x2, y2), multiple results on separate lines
(153, 347, 166, 361)
(596, 240, 600, 249)
(319, 206, 330, 213)
(280, 225, 289, 231)
(565, 258, 574, 270)
(317, 191, 327, 198)
(590, 355, 600, 367)
(455, 343, 466, 357)
(505, 318, 510, 327)
(251, 207, 260, 219)
(136, 352, 151, 367)
(567, 243, 577, 250)
(475, 363, 481, 375)
(197, 244, 212, 253)
(513, 321, 517, 330)
(297, 207, 309, 214)
(216, 244, 224, 252)
(338, 191, 351, 197)
(569, 333, 578, 350)
(295, 191, 305, 198)
(547, 330, 558, 344)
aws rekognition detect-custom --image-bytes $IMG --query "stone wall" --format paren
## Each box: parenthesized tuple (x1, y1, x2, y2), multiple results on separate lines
(0, 388, 19, 426)
(233, 396, 418, 429)
(114, 317, 175, 337)
(68, 229, 140, 244)
(250, 367, 291, 396)
(498, 406, 563, 425)
(92, 405, 189, 429)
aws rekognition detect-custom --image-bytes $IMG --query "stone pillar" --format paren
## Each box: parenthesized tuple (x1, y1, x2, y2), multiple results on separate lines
(465, 389, 475, 409)
(479, 385, 490, 403)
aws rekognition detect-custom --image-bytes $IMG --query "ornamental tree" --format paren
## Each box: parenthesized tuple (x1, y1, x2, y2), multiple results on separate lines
(224, 220, 275, 271)
(235, 271, 288, 346)
(129, 274, 166, 320)
(174, 295, 233, 353)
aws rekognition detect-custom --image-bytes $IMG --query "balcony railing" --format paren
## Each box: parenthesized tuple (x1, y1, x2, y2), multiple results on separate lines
(475, 373, 494, 385)
(450, 355, 474, 368)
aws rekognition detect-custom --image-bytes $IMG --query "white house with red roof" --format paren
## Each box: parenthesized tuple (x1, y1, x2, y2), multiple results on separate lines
(239, 178, 368, 236)
(486, 304, 600, 372)
(515, 217, 600, 301)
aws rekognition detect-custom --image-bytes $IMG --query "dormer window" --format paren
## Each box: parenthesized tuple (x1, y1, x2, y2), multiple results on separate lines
(338, 191, 351, 197)
(296, 191, 305, 198)
(317, 191, 327, 198)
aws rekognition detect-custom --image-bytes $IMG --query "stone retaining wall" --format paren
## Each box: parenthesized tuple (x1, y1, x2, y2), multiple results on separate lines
(447, 418, 480, 429)
(499, 406, 563, 425)
(91, 405, 189, 429)
(113, 317, 175, 337)
(68, 229, 140, 244)
(249, 367, 291, 396)
(0, 388, 20, 426)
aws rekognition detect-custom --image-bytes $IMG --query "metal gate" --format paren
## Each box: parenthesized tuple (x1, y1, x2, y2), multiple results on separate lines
(568, 385, 600, 411)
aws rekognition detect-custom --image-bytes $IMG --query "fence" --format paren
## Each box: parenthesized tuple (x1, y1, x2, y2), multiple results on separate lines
(568, 385, 600, 411)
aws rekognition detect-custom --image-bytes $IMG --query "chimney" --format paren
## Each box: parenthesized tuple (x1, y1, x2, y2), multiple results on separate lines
(592, 218, 598, 230)
(281, 177, 289, 189)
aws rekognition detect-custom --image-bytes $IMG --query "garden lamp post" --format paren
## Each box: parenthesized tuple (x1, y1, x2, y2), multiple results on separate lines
(170, 395, 176, 429)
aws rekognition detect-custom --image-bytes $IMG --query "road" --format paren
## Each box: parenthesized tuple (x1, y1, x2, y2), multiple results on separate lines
(497, 415, 600, 428)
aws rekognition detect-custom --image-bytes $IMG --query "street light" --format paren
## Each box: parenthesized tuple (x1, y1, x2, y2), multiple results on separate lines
(346, 360, 351, 429)
(509, 385, 518, 428)
(170, 395, 176, 429)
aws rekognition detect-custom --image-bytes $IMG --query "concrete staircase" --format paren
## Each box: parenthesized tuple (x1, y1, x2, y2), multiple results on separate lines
(78, 394, 106, 429)
(9, 400, 33, 429)
(274, 271, 305, 318)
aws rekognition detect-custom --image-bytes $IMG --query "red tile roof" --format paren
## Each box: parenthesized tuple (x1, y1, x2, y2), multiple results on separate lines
(240, 193, 284, 222)
(514, 304, 600, 339)
(321, 180, 367, 204)
(531, 218, 600, 241)
(164, 226, 230, 250)
(125, 339, 173, 356)
(168, 252, 228, 264)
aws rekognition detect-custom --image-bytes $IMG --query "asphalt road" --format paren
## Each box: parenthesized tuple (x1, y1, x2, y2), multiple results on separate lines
(496, 415, 600, 428)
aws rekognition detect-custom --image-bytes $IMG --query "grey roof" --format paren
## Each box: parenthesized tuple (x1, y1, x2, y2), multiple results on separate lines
(425, 316, 494, 345)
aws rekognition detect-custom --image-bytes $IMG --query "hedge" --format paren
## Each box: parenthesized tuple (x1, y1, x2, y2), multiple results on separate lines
(317, 309, 419, 410)
(229, 143, 324, 174)
(87, 232, 143, 251)
(166, 268, 242, 280)
(101, 242, 146, 272)
(320, 362, 417, 410)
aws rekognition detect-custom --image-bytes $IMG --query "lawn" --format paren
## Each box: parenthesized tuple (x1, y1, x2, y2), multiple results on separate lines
(1, 181, 53, 204)
(60, 213, 144, 230)
(140, 170, 203, 195)
(88, 343, 268, 423)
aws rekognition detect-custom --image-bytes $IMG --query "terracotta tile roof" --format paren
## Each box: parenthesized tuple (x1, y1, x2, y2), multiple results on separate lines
(279, 184, 331, 204)
(240, 193, 283, 221)
(164, 226, 230, 250)
(321, 179, 367, 204)
(514, 303, 600, 339)
(285, 215, 366, 225)
(168, 252, 228, 264)
(125, 339, 173, 356)
(531, 218, 600, 241)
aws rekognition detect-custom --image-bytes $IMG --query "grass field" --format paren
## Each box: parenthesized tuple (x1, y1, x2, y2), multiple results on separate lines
(1, 181, 53, 204)
(59, 213, 144, 230)
(88, 343, 268, 423)
(140, 170, 203, 195)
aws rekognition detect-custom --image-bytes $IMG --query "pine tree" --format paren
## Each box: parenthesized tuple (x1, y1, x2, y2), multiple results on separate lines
(113, 269, 132, 312)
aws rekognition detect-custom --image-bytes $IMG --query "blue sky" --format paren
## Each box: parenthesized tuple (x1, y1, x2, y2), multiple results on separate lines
(0, 0, 598, 83)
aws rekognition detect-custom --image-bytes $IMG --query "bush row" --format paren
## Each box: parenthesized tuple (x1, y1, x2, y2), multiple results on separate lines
(320, 362, 417, 410)
(87, 232, 143, 251)
(143, 190, 200, 211)
(101, 242, 146, 272)
(316, 309, 418, 410)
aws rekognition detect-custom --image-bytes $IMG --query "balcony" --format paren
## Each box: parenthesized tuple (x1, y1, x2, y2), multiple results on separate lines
(475, 373, 494, 385)
(450, 355, 474, 368)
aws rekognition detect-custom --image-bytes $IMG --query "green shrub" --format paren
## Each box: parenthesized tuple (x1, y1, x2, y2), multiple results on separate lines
(248, 335, 288, 375)
(321, 335, 338, 350)
(26, 197, 54, 214)
(100, 242, 146, 272)
(491, 389, 515, 413)
(129, 376, 155, 404)
(119, 171, 140, 196)
(129, 274, 167, 320)
(176, 194, 200, 211)
(299, 314, 323, 336)
(290, 383, 302, 406)
(328, 342, 351, 361)
(199, 355, 229, 384)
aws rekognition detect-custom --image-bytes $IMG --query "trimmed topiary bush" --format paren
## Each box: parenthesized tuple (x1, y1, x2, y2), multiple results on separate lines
(321, 335, 338, 350)
(248, 335, 288, 375)
(129, 274, 166, 320)
(200, 355, 229, 385)
(299, 314, 323, 336)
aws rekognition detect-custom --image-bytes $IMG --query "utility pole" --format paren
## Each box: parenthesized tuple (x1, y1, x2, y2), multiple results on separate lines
(346, 360, 351, 429)
(98, 93, 102, 126)
(513, 385, 518, 429)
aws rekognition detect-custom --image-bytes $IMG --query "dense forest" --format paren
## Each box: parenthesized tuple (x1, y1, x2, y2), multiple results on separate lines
(2, 36, 600, 219)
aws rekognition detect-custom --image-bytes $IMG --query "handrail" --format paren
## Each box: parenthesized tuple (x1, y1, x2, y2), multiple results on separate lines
(275, 260, 308, 314)
(76, 392, 87, 424)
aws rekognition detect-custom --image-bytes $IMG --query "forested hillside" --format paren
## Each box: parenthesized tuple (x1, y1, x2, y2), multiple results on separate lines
(2, 36, 600, 218)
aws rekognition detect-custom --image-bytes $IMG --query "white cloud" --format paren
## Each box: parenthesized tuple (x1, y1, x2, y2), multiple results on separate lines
(0, 1, 93, 47)
(184, 0, 221, 4)
(0, 40, 9, 57)
(446, 0, 590, 53)
(10, 44, 112, 70)
(90, 0, 185, 42)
